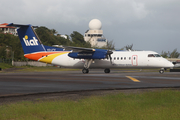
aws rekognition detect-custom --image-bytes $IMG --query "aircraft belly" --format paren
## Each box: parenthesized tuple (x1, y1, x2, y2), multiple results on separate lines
(51, 54, 86, 68)
(111, 59, 135, 68)
(90, 60, 112, 68)
(51, 53, 71, 67)
(70, 59, 85, 68)
(38, 52, 69, 64)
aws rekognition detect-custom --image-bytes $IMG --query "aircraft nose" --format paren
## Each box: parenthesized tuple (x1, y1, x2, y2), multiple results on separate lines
(167, 61, 174, 68)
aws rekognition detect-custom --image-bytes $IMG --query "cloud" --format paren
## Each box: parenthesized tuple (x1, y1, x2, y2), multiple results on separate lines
(1, 0, 180, 53)
(132, 1, 149, 19)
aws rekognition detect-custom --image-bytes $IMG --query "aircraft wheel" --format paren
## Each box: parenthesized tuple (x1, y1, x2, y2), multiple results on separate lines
(104, 68, 110, 73)
(82, 68, 89, 74)
(159, 69, 164, 74)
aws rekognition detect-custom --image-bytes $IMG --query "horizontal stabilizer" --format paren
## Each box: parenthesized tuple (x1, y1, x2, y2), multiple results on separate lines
(7, 23, 38, 28)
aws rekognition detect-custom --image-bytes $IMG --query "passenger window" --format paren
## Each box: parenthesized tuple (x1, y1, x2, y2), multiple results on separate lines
(121, 57, 123, 60)
(124, 57, 126, 60)
(114, 57, 116, 60)
(117, 57, 119, 60)
(129, 57, 131, 60)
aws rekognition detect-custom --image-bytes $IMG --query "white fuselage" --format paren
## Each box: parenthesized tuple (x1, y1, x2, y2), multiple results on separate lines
(50, 51, 174, 69)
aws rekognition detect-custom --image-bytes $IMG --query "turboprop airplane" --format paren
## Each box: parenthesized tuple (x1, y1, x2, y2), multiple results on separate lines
(7, 23, 174, 74)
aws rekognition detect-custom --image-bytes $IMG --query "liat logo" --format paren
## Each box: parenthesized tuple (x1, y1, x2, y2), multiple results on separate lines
(23, 35, 38, 46)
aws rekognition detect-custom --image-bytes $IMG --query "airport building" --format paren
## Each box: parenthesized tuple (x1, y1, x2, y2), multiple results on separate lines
(0, 23, 17, 36)
(84, 19, 107, 47)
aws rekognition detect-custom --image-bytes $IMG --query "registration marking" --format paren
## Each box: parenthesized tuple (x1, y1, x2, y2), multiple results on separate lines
(126, 76, 140, 82)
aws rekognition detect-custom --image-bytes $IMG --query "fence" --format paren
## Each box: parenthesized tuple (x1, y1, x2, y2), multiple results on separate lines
(13, 61, 51, 67)
(0, 58, 12, 64)
(0, 59, 52, 67)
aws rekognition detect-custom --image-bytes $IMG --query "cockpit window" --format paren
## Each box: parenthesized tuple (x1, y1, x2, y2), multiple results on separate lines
(154, 54, 161, 57)
(148, 54, 161, 57)
(148, 54, 155, 57)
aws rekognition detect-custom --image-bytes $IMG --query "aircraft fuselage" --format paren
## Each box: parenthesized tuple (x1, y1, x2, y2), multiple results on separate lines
(40, 50, 173, 69)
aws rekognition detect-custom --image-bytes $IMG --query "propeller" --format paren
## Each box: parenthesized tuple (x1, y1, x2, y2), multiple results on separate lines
(106, 50, 113, 64)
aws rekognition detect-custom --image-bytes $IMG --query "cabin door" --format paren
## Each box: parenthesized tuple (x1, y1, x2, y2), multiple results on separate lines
(132, 55, 138, 66)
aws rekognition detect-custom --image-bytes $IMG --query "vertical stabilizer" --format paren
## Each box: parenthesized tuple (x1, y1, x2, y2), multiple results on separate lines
(7, 23, 46, 54)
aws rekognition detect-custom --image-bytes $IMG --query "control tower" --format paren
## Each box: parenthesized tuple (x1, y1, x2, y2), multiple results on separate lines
(84, 19, 107, 47)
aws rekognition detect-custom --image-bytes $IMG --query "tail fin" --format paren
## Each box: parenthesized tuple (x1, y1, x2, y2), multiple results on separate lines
(7, 23, 46, 54)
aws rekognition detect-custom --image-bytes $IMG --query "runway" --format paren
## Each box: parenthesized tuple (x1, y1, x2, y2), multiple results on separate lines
(0, 70, 180, 96)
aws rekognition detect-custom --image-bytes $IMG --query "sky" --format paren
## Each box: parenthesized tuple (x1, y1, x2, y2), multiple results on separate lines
(1, 0, 180, 53)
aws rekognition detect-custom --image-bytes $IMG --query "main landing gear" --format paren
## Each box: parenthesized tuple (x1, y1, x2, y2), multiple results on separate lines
(82, 59, 92, 74)
(82, 68, 89, 74)
(81, 58, 112, 74)
(104, 68, 110, 73)
(82, 68, 111, 74)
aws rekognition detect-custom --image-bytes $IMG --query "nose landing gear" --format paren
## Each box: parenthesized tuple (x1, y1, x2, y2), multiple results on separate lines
(159, 68, 166, 74)
(159, 69, 164, 74)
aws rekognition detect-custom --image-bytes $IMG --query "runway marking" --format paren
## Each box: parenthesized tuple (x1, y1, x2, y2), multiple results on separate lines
(126, 76, 140, 82)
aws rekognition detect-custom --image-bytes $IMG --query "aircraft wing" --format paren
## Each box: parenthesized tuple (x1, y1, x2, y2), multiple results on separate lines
(62, 46, 96, 52)
(53, 45, 113, 59)
(52, 45, 96, 52)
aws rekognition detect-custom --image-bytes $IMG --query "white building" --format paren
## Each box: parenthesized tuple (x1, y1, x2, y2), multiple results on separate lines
(84, 19, 107, 47)
(0, 23, 17, 36)
(60, 35, 67, 39)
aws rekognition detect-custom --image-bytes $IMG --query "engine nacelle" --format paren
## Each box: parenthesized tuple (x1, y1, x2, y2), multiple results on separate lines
(68, 50, 107, 59)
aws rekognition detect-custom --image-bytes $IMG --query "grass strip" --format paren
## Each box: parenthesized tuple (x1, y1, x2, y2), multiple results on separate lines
(16, 66, 80, 72)
(0, 63, 12, 69)
(0, 90, 180, 120)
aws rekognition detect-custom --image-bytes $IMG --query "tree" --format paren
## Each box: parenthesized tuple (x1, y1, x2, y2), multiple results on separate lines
(161, 51, 169, 58)
(70, 31, 85, 44)
(0, 33, 25, 60)
(35, 26, 57, 46)
(170, 49, 179, 58)
(124, 44, 133, 50)
(0, 46, 6, 58)
(51, 29, 57, 35)
(70, 31, 91, 47)
(118, 44, 133, 51)
(0, 29, 3, 33)
(100, 40, 115, 50)
(35, 27, 72, 46)
(161, 49, 180, 58)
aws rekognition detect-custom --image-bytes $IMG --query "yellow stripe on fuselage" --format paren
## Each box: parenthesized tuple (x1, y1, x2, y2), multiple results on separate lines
(39, 52, 69, 64)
